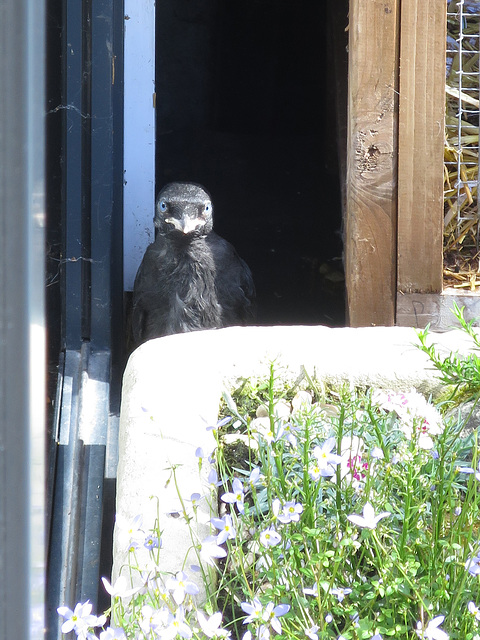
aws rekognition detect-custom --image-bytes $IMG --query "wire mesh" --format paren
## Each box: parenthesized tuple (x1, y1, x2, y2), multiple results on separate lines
(445, 0, 480, 289)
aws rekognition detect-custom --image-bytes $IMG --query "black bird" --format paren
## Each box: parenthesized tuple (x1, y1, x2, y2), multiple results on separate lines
(132, 182, 255, 345)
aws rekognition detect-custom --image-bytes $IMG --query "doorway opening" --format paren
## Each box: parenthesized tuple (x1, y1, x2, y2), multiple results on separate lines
(155, 0, 348, 326)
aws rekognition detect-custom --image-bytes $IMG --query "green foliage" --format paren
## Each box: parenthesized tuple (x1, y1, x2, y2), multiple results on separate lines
(417, 302, 480, 403)
(208, 367, 480, 640)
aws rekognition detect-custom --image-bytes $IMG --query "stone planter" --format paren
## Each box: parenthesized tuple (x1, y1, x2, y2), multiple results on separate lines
(113, 325, 477, 598)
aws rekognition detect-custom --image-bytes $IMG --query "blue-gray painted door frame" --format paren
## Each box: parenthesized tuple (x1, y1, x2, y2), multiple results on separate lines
(47, 1, 124, 637)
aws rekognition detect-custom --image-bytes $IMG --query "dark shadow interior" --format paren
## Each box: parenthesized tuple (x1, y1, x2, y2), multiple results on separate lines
(156, 0, 348, 326)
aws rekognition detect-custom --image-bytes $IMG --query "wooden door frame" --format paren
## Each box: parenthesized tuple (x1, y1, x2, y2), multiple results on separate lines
(346, 0, 446, 328)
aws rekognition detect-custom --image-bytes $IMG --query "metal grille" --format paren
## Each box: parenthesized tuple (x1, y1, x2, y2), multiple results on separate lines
(445, 0, 480, 284)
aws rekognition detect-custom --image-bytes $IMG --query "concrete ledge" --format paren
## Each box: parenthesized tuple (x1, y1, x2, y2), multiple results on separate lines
(113, 325, 477, 593)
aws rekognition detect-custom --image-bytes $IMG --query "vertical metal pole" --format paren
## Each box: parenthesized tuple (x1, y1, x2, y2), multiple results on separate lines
(0, 0, 45, 639)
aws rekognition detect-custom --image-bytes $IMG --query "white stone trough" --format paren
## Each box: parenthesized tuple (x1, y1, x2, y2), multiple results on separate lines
(112, 324, 477, 597)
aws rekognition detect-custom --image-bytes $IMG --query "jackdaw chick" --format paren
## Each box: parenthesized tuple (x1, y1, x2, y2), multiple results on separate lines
(132, 182, 255, 345)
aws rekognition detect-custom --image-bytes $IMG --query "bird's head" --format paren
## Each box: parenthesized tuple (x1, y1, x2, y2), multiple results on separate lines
(154, 182, 214, 238)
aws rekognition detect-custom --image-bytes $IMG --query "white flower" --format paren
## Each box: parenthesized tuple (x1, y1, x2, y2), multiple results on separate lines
(100, 628, 127, 640)
(304, 625, 319, 640)
(211, 514, 236, 544)
(347, 502, 390, 529)
(276, 500, 303, 524)
(313, 437, 343, 477)
(139, 605, 169, 635)
(241, 597, 264, 624)
(165, 570, 200, 604)
(259, 526, 282, 547)
(246, 467, 264, 490)
(373, 389, 443, 450)
(469, 601, 480, 621)
(262, 602, 290, 635)
(303, 582, 319, 597)
(197, 611, 231, 638)
(162, 606, 192, 640)
(101, 575, 140, 599)
(200, 535, 227, 566)
(331, 587, 352, 602)
(57, 601, 100, 638)
(415, 616, 449, 640)
(221, 477, 245, 513)
(115, 513, 144, 550)
(292, 390, 312, 413)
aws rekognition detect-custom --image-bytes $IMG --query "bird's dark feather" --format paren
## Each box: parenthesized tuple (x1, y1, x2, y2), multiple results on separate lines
(132, 183, 255, 345)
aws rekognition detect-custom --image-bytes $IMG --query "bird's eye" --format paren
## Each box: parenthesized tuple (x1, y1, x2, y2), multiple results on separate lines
(159, 200, 167, 212)
(204, 202, 212, 213)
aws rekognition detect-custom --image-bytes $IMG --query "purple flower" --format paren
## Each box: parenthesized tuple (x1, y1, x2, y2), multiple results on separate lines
(243, 627, 270, 640)
(370, 446, 384, 460)
(466, 553, 480, 576)
(309, 462, 323, 482)
(115, 513, 144, 551)
(207, 416, 232, 432)
(458, 461, 480, 481)
(195, 447, 215, 469)
(139, 605, 169, 636)
(241, 599, 289, 636)
(208, 468, 222, 488)
(144, 534, 160, 550)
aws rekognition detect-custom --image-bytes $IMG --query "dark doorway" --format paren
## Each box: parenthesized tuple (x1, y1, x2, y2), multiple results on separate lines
(156, 0, 347, 326)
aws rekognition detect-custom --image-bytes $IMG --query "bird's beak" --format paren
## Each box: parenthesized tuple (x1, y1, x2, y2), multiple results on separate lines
(180, 215, 203, 234)
(165, 215, 203, 234)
